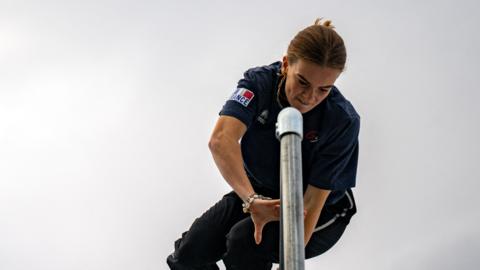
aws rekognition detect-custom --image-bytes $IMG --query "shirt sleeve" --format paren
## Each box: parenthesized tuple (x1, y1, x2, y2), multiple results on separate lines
(218, 69, 259, 127)
(308, 117, 360, 190)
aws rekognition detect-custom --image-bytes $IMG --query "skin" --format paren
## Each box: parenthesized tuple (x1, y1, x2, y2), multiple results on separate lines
(281, 55, 341, 114)
(208, 56, 342, 246)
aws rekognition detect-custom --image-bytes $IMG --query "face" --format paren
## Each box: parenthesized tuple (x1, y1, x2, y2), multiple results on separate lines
(282, 56, 342, 114)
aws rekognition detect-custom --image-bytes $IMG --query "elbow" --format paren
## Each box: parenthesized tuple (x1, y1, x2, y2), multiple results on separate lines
(208, 133, 224, 154)
(209, 132, 238, 155)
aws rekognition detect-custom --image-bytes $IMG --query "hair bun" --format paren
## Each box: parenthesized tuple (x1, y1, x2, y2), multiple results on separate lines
(314, 17, 335, 29)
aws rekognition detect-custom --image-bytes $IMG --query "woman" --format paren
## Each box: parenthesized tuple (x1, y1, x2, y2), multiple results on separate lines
(167, 18, 360, 270)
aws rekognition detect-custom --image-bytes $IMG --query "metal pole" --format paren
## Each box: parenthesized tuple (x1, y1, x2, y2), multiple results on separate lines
(275, 107, 304, 270)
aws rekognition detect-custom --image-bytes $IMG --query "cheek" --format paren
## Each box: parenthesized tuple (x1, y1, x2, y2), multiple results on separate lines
(285, 85, 299, 104)
(286, 81, 300, 97)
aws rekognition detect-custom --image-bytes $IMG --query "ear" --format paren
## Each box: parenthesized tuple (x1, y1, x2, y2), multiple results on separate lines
(281, 55, 289, 75)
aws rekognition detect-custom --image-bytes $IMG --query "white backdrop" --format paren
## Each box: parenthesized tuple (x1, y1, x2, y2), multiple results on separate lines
(1, 0, 479, 269)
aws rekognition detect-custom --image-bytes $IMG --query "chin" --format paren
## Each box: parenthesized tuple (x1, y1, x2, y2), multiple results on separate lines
(299, 108, 312, 114)
(292, 104, 312, 114)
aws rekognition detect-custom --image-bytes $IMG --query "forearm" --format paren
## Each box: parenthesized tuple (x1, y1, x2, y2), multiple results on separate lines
(209, 137, 254, 201)
(303, 207, 322, 246)
(302, 185, 330, 246)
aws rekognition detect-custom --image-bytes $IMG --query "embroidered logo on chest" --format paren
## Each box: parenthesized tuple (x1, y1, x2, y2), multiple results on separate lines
(305, 130, 319, 143)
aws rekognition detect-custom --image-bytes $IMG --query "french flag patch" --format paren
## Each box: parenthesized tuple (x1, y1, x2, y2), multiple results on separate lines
(230, 88, 254, 107)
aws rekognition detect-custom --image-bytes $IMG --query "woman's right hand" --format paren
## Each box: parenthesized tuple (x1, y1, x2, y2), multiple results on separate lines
(248, 198, 281, 245)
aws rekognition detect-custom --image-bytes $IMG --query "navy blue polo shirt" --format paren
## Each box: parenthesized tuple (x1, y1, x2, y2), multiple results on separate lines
(219, 61, 360, 205)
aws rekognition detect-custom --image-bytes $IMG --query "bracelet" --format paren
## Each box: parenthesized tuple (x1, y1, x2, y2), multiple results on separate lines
(242, 193, 272, 213)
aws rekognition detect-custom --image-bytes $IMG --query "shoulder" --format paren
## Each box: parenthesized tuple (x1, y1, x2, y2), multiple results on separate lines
(239, 61, 282, 92)
(242, 61, 282, 78)
(325, 86, 360, 124)
(307, 86, 360, 140)
(219, 61, 282, 127)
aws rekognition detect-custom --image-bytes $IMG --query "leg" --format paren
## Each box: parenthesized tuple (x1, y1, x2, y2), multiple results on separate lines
(221, 189, 357, 268)
(223, 217, 280, 270)
(222, 216, 349, 268)
(167, 191, 247, 270)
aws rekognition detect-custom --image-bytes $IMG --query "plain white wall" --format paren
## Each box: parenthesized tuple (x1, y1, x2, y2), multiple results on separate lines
(1, 0, 479, 269)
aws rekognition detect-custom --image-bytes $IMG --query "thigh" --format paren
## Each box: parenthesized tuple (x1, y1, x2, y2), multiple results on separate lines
(224, 216, 348, 267)
(224, 217, 280, 269)
(170, 191, 247, 267)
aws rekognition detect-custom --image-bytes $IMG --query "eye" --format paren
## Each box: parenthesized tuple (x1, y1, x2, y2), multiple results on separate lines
(298, 79, 308, 87)
(315, 88, 330, 95)
(320, 87, 331, 93)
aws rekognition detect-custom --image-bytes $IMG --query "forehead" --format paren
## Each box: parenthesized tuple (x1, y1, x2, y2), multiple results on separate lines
(292, 59, 341, 85)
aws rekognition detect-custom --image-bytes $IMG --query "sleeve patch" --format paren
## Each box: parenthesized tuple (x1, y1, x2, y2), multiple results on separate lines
(229, 88, 254, 107)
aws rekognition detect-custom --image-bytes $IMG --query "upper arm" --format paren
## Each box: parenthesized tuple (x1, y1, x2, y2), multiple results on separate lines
(209, 115, 248, 147)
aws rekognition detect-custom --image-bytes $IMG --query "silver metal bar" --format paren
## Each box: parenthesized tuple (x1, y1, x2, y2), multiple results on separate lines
(276, 107, 304, 270)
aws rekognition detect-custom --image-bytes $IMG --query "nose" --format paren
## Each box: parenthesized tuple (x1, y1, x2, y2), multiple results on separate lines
(301, 88, 315, 103)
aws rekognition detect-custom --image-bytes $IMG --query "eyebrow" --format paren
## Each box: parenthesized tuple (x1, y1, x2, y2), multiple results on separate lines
(297, 74, 334, 89)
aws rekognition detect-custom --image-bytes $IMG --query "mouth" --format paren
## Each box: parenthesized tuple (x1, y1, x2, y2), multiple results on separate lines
(296, 98, 309, 106)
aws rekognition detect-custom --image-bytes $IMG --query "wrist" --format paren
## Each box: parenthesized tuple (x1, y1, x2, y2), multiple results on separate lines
(241, 191, 257, 203)
(242, 193, 272, 213)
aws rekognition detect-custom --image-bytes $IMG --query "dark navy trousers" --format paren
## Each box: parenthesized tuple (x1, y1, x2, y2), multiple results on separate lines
(167, 189, 356, 270)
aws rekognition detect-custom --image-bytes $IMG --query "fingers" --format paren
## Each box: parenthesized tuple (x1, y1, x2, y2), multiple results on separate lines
(259, 198, 280, 205)
(271, 199, 281, 205)
(254, 222, 264, 245)
(274, 205, 280, 218)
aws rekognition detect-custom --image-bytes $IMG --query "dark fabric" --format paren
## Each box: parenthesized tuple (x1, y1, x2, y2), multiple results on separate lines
(167, 190, 356, 270)
(219, 61, 360, 205)
(168, 61, 360, 269)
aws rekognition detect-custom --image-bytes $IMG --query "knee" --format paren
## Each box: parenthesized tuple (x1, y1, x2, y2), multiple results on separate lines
(225, 220, 280, 264)
(223, 220, 278, 269)
(166, 253, 183, 270)
(166, 233, 203, 269)
(168, 236, 223, 270)
(225, 220, 255, 255)
(166, 245, 193, 270)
